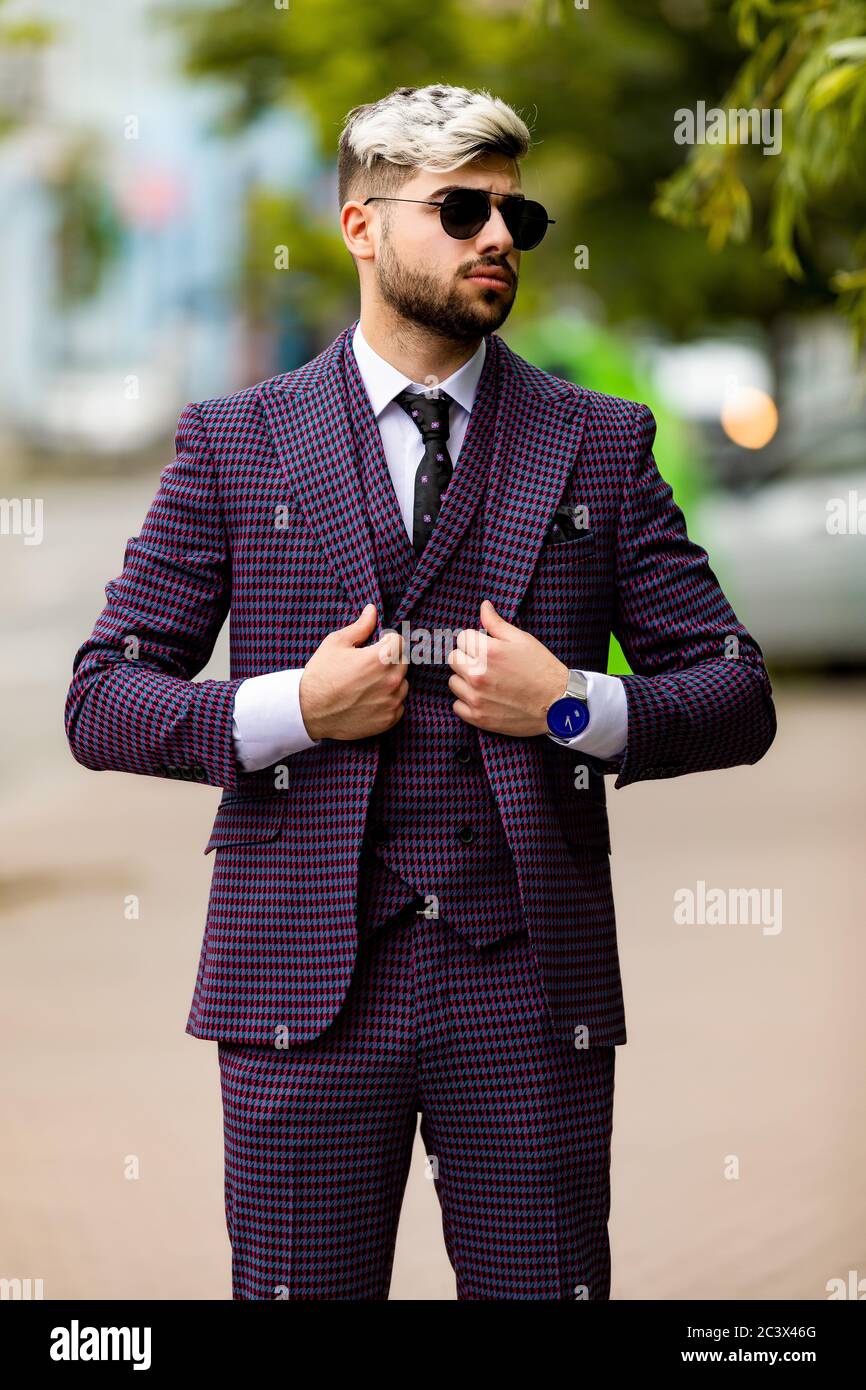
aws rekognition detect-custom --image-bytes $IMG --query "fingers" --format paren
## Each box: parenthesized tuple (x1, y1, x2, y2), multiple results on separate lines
(335, 602, 379, 646)
(455, 626, 481, 657)
(447, 672, 475, 705)
(479, 598, 513, 637)
(451, 698, 479, 726)
(374, 627, 408, 669)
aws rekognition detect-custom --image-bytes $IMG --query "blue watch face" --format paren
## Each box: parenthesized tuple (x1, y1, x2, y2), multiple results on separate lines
(547, 696, 590, 739)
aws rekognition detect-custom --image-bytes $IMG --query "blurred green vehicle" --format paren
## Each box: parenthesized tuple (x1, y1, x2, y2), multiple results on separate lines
(508, 312, 703, 675)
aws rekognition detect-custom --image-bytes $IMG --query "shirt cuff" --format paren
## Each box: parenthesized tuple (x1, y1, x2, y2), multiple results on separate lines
(546, 669, 628, 760)
(231, 669, 320, 773)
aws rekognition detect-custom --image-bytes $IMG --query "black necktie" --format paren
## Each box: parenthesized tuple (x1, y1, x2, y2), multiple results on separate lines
(393, 387, 454, 556)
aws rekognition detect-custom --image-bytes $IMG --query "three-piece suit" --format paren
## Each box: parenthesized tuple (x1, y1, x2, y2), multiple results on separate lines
(65, 321, 776, 1298)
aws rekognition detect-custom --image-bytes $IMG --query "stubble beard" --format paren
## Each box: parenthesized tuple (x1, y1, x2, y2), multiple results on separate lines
(375, 235, 516, 343)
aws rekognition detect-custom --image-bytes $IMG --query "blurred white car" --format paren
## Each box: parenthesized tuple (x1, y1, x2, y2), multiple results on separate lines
(13, 365, 182, 458)
(693, 450, 866, 666)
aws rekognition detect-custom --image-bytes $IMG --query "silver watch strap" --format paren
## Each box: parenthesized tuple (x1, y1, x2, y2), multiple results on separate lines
(565, 669, 588, 701)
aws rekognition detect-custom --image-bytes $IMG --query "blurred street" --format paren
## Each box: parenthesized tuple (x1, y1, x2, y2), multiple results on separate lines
(1, 475, 863, 1300)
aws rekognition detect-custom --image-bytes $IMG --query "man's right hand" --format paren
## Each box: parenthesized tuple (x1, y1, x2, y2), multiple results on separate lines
(299, 603, 409, 741)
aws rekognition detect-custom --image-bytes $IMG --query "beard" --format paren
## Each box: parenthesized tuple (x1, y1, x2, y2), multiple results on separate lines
(375, 235, 517, 342)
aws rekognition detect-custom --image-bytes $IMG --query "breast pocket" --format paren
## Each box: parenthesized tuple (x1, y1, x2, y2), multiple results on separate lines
(204, 794, 287, 855)
(525, 528, 596, 612)
(538, 527, 595, 558)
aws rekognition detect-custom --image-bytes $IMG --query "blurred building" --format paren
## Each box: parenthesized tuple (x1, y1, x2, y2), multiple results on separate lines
(0, 0, 316, 463)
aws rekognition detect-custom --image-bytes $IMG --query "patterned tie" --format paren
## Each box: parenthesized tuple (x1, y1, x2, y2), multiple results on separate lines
(393, 387, 454, 556)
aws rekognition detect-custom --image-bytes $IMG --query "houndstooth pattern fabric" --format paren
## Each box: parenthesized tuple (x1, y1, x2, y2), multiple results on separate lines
(348, 330, 526, 946)
(64, 319, 777, 1049)
(218, 905, 616, 1300)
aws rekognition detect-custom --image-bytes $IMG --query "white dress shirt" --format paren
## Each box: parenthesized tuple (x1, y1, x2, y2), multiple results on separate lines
(231, 322, 628, 771)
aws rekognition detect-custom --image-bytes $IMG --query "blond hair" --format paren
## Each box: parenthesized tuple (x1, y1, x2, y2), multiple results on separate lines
(338, 83, 533, 208)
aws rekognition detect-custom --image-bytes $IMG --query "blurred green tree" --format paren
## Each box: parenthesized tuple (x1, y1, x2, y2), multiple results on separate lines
(49, 140, 125, 308)
(656, 0, 866, 349)
(168, 0, 864, 348)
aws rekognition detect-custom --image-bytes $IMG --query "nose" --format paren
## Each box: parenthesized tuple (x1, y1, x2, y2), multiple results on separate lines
(474, 200, 515, 258)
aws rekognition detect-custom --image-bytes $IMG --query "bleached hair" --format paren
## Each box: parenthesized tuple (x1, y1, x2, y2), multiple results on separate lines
(337, 84, 533, 208)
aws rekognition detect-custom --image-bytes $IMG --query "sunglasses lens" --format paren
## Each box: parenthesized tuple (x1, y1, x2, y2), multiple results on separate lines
(505, 199, 550, 250)
(439, 189, 489, 240)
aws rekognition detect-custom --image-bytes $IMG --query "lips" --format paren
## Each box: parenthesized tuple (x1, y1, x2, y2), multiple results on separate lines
(465, 267, 512, 288)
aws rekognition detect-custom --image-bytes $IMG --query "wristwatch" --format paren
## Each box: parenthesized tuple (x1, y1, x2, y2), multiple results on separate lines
(546, 669, 590, 744)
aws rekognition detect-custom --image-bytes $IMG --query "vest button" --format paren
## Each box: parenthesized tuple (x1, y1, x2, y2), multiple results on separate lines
(456, 823, 475, 845)
(455, 743, 472, 765)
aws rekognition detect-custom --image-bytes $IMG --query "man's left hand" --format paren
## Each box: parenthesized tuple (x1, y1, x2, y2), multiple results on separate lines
(447, 599, 567, 737)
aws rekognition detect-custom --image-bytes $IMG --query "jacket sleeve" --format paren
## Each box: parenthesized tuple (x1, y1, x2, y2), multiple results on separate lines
(608, 402, 777, 788)
(64, 402, 248, 792)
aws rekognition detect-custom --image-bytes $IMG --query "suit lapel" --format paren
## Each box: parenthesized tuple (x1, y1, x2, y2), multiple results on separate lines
(341, 323, 417, 597)
(472, 339, 592, 854)
(391, 330, 593, 627)
(256, 325, 592, 636)
(256, 327, 385, 625)
(388, 334, 499, 626)
(479, 337, 591, 622)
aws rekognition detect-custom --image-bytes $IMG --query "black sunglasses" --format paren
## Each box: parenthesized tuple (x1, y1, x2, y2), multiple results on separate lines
(363, 187, 555, 251)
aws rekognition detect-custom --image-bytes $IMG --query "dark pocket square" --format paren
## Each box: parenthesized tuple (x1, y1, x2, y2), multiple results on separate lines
(543, 502, 593, 545)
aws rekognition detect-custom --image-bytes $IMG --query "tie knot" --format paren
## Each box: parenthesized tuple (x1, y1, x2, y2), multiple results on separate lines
(394, 388, 452, 443)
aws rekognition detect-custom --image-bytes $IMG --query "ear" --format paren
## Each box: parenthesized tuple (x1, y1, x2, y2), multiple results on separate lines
(341, 199, 376, 263)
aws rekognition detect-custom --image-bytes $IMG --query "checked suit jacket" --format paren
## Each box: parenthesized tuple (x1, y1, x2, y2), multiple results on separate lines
(64, 320, 777, 1047)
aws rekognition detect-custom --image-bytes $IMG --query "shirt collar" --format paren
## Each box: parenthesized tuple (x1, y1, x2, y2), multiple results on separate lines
(351, 320, 486, 419)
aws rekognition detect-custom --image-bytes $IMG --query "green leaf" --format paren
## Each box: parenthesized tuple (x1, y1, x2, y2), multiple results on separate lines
(808, 63, 866, 112)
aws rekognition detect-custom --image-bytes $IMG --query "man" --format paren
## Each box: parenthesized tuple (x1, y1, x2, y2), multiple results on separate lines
(65, 83, 777, 1301)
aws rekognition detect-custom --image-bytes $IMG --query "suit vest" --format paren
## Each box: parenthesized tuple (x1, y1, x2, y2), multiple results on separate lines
(341, 335, 526, 948)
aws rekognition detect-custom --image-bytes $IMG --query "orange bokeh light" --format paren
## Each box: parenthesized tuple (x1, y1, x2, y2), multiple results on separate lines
(720, 387, 779, 449)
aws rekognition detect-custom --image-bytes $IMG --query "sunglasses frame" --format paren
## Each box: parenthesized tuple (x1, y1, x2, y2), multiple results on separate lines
(362, 187, 555, 251)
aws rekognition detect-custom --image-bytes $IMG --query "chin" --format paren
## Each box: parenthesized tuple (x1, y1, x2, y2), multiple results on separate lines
(464, 282, 515, 312)
(477, 296, 515, 330)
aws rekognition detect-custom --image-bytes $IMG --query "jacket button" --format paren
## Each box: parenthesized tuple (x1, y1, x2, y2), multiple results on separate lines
(455, 743, 472, 765)
(456, 823, 474, 845)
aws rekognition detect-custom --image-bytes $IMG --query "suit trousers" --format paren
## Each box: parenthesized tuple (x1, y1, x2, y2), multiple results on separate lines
(216, 901, 617, 1300)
